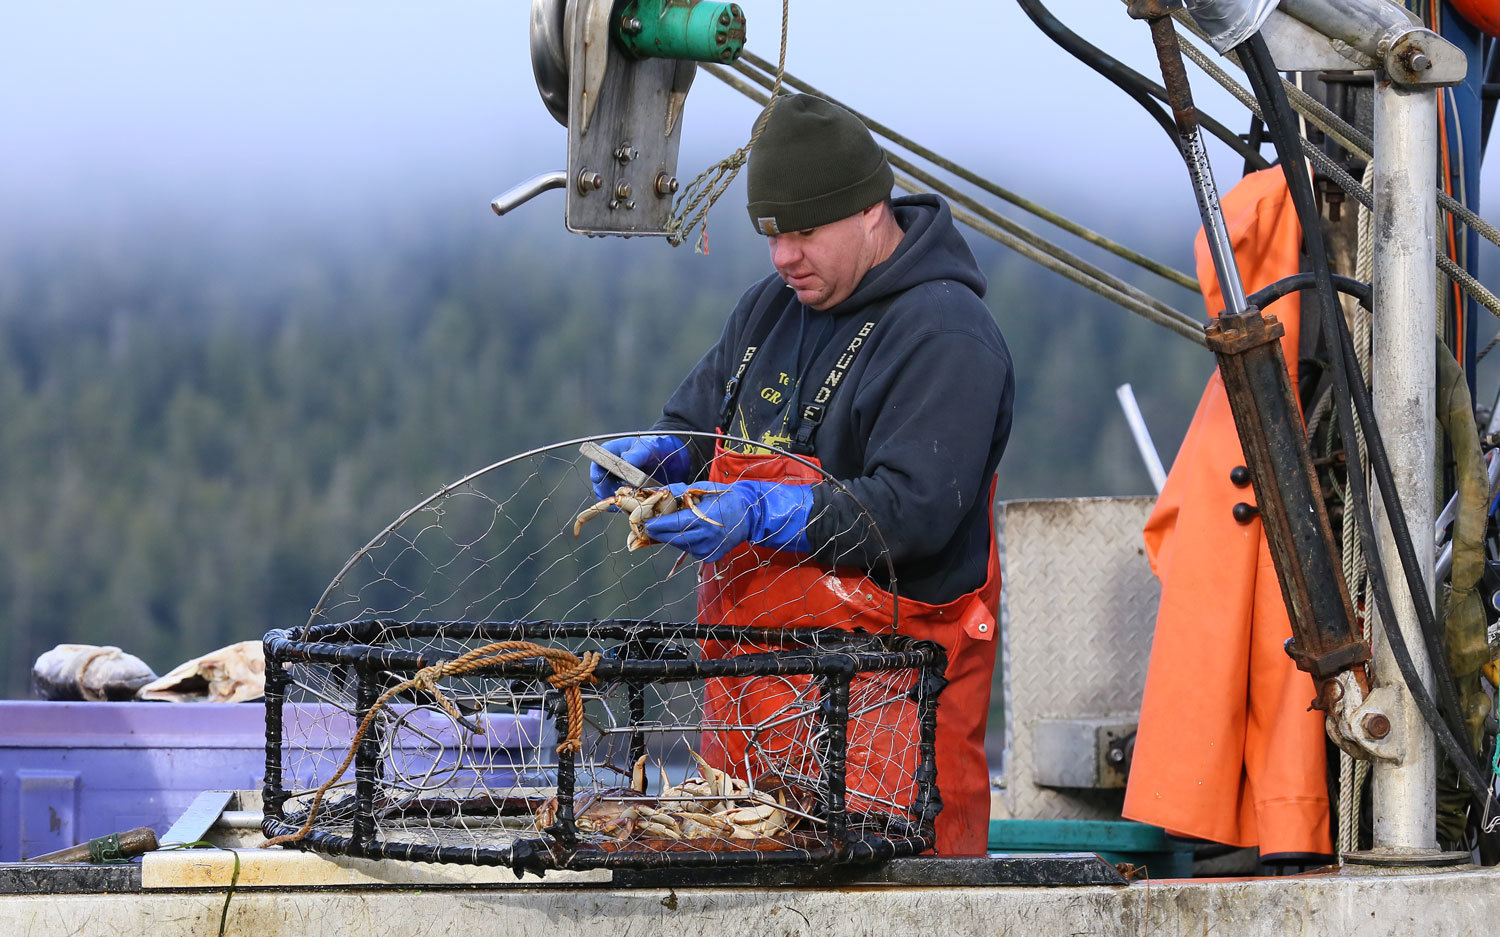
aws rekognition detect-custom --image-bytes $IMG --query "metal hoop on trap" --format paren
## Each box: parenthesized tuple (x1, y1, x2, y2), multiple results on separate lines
(302, 431, 901, 635)
(265, 434, 938, 875)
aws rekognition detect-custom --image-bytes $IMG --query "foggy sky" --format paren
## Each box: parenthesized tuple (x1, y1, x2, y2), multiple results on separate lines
(8, 1, 1490, 250)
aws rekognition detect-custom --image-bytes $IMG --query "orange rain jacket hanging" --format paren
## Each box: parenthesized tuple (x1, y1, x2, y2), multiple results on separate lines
(1122, 168, 1332, 859)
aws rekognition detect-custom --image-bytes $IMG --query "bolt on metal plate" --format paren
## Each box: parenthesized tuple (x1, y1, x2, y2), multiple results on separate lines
(565, 2, 687, 236)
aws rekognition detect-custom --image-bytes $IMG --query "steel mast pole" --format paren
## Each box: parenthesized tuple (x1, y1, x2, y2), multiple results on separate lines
(1369, 78, 1439, 852)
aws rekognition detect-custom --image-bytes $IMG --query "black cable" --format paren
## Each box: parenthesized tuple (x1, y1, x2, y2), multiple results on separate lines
(1016, 0, 1272, 171)
(1241, 39, 1461, 743)
(1245, 272, 1369, 311)
(1241, 33, 1493, 812)
(1328, 280, 1497, 814)
(1243, 115, 1268, 178)
(1243, 32, 1471, 753)
(1017, 0, 1174, 137)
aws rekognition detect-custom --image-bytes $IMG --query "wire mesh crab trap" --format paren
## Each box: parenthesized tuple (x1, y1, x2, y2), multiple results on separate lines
(262, 433, 948, 875)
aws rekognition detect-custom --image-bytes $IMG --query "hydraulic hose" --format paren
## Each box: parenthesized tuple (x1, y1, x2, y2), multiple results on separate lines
(1238, 33, 1493, 812)
(1245, 272, 1369, 310)
(1329, 280, 1496, 815)
(1015, 0, 1271, 171)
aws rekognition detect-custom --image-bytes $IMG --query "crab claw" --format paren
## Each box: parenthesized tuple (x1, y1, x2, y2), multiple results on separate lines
(630, 753, 649, 794)
(687, 749, 713, 777)
(687, 750, 725, 794)
(680, 489, 727, 528)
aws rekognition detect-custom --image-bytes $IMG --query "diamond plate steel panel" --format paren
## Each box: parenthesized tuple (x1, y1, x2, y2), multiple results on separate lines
(994, 497, 1159, 821)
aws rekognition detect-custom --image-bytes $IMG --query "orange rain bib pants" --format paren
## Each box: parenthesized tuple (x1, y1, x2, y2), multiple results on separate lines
(696, 439, 1000, 855)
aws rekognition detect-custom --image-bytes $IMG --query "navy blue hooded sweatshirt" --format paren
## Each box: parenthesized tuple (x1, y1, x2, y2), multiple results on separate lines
(654, 194, 1013, 604)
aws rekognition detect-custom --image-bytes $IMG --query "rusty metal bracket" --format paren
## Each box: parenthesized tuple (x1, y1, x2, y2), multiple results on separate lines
(1135, 4, 1372, 737)
(1205, 310, 1369, 707)
(1284, 638, 1372, 678)
(1125, 0, 1184, 22)
(1325, 675, 1406, 764)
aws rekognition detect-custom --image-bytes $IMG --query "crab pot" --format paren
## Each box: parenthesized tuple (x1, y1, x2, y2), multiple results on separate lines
(262, 620, 947, 875)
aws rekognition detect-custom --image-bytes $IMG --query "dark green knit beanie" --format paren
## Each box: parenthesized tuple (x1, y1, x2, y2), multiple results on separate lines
(745, 94, 893, 235)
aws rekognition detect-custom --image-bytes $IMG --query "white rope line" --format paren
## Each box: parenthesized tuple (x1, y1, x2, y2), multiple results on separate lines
(1337, 161, 1376, 860)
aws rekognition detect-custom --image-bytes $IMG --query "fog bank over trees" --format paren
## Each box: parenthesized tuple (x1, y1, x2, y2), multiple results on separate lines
(0, 198, 1211, 697)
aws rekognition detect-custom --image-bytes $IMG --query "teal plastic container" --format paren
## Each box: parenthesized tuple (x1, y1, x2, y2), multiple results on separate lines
(988, 819, 1195, 879)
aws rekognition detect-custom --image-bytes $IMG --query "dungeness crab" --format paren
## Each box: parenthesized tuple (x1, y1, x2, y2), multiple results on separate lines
(533, 752, 806, 846)
(573, 485, 723, 551)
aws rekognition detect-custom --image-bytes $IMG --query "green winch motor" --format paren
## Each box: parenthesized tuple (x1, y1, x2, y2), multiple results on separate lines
(615, 0, 746, 63)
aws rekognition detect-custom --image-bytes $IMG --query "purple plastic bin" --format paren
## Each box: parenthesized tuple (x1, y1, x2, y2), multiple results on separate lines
(278, 703, 547, 793)
(0, 701, 544, 861)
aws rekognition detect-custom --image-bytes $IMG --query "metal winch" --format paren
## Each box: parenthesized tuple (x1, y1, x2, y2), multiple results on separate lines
(496, 0, 746, 236)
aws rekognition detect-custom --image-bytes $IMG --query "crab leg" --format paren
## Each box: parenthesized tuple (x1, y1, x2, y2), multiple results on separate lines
(674, 811, 735, 832)
(688, 750, 731, 803)
(680, 489, 727, 527)
(572, 496, 620, 537)
(573, 489, 642, 538)
(631, 806, 683, 840)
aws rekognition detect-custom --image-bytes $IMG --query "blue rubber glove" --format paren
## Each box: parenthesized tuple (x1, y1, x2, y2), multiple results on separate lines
(643, 481, 812, 563)
(589, 435, 692, 501)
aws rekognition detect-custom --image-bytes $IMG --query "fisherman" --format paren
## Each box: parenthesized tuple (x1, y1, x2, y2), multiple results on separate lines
(591, 94, 1013, 855)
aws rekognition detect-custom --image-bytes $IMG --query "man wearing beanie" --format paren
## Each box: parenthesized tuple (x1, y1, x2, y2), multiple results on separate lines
(591, 94, 1013, 855)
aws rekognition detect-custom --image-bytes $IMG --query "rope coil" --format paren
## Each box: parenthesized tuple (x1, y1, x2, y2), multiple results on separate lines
(264, 640, 600, 848)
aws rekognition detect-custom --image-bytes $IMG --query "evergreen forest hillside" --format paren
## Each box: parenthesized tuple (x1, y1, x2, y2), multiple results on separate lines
(0, 205, 1213, 697)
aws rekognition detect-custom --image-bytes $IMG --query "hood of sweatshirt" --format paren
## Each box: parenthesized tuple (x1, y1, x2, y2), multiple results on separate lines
(820, 194, 987, 316)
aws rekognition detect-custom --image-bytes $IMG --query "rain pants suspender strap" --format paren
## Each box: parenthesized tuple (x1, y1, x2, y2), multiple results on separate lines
(718, 298, 892, 455)
(717, 296, 784, 432)
(788, 317, 878, 455)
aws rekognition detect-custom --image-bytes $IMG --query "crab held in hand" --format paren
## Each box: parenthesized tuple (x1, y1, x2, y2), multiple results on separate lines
(573, 485, 723, 551)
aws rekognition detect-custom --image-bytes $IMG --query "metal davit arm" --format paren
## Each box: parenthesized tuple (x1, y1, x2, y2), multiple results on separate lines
(1130, 3, 1372, 715)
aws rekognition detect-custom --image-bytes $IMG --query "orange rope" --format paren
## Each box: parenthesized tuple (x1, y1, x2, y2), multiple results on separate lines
(265, 641, 600, 848)
(1438, 90, 1464, 350)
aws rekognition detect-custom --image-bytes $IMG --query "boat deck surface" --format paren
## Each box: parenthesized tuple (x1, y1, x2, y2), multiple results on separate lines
(1, 848, 1495, 936)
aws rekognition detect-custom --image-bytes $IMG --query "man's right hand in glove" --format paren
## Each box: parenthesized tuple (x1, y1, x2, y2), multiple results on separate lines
(589, 434, 692, 500)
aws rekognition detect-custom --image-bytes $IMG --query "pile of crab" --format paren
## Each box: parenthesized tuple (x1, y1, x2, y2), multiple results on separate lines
(534, 752, 817, 851)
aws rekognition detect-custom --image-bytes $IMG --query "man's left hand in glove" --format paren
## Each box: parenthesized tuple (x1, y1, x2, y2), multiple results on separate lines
(643, 481, 812, 563)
